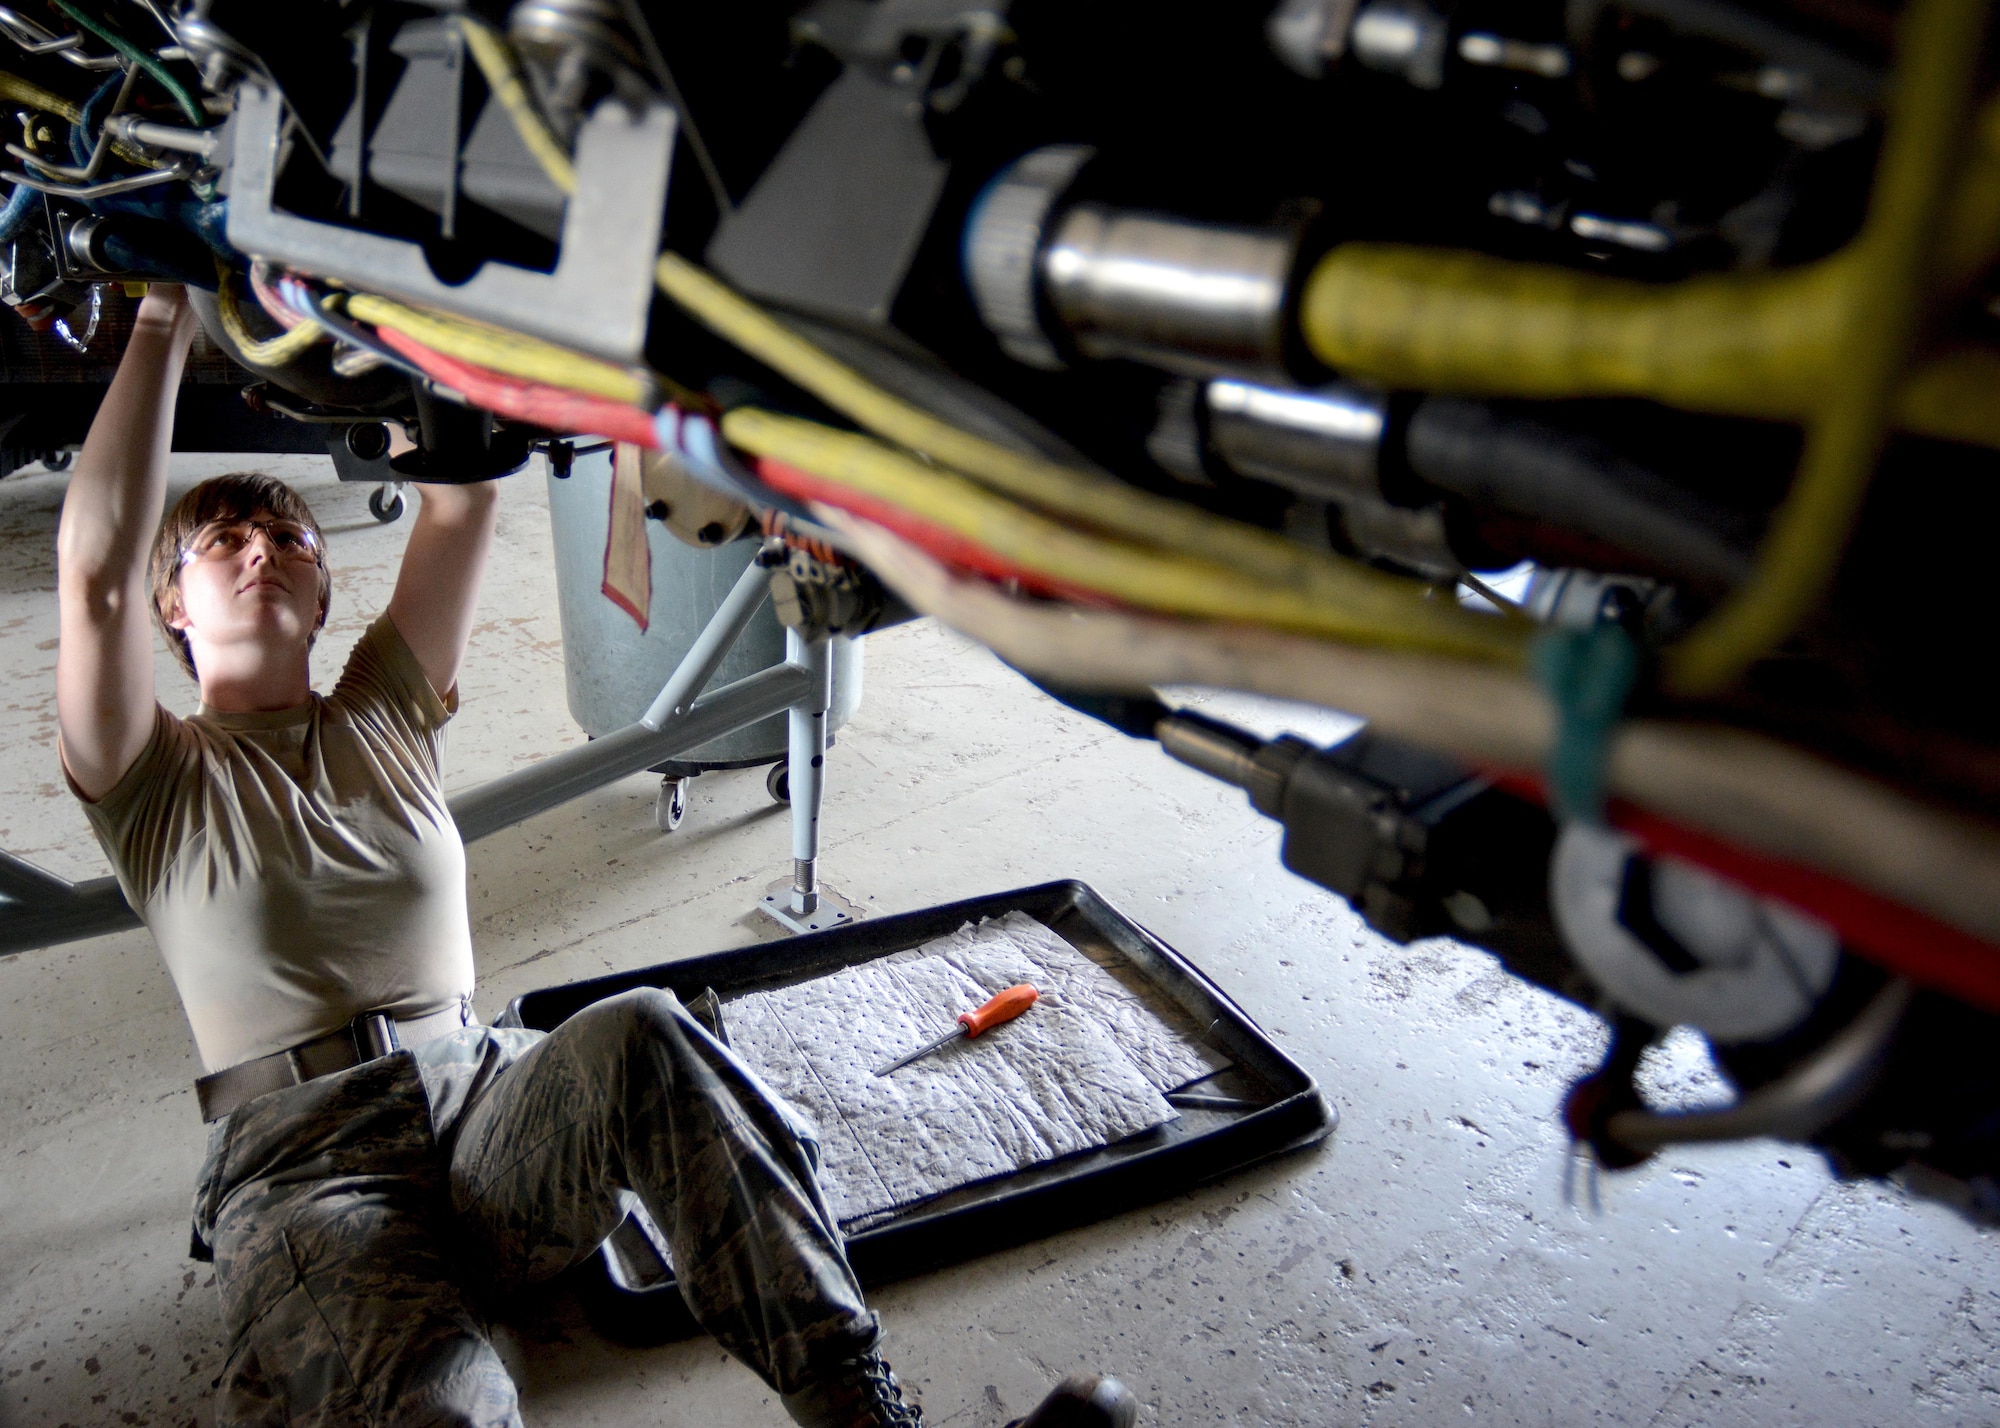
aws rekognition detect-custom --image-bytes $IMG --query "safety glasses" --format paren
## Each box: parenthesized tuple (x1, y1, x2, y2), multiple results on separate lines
(180, 517, 324, 566)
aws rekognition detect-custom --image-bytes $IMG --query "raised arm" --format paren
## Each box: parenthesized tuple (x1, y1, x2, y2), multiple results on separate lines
(385, 480, 501, 699)
(56, 288, 198, 801)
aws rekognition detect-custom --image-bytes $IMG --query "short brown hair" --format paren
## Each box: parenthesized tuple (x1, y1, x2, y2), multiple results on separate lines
(149, 473, 331, 682)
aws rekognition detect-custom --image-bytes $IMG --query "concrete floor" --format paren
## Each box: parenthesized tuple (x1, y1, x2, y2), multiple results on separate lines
(3, 453, 1998, 1428)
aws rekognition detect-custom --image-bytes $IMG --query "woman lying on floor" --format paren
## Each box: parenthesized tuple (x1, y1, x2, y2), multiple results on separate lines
(52, 283, 1133, 1428)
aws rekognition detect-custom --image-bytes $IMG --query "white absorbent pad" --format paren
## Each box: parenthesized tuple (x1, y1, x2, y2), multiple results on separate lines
(721, 911, 1230, 1226)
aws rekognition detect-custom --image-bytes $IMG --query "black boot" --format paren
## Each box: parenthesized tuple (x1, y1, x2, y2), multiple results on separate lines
(1004, 1374, 1138, 1428)
(782, 1350, 926, 1428)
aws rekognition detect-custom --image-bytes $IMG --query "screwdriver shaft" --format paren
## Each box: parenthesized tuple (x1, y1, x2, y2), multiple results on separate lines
(873, 1025, 965, 1077)
(873, 983, 1039, 1076)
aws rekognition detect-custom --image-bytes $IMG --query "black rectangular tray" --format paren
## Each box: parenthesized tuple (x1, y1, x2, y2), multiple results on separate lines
(497, 879, 1336, 1342)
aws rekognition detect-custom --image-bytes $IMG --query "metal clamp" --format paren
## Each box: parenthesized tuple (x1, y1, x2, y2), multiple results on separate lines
(1604, 978, 1915, 1154)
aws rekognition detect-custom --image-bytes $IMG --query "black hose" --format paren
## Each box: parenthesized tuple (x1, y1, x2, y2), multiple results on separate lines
(1404, 399, 1758, 591)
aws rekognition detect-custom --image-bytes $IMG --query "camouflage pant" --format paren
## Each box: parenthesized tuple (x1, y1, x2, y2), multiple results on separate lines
(192, 987, 880, 1427)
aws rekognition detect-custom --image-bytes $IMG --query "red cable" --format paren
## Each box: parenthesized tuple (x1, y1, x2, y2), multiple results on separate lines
(373, 326, 659, 448)
(749, 453, 1112, 604)
(1488, 769, 2000, 1012)
(760, 510, 843, 565)
(247, 261, 301, 332)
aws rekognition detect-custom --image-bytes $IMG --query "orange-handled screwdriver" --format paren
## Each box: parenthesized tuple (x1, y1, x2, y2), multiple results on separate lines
(873, 984, 1040, 1076)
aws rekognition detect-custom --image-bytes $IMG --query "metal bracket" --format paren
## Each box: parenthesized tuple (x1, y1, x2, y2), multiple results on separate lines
(226, 82, 675, 363)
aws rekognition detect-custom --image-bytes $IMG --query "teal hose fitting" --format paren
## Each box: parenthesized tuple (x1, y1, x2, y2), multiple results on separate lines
(1533, 624, 1640, 823)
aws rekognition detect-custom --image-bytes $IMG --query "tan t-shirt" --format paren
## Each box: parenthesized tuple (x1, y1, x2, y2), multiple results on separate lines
(70, 614, 476, 1073)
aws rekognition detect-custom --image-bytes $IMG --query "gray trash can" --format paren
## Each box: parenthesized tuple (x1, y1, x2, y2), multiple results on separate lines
(546, 446, 863, 770)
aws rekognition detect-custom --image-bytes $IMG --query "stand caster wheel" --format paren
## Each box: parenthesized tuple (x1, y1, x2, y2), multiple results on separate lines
(765, 762, 790, 805)
(369, 483, 406, 523)
(655, 776, 691, 832)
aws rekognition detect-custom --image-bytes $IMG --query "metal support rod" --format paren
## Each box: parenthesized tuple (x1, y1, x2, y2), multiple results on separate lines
(104, 114, 223, 159)
(0, 847, 75, 902)
(451, 662, 811, 844)
(640, 555, 772, 729)
(786, 628, 834, 915)
(0, 875, 139, 958)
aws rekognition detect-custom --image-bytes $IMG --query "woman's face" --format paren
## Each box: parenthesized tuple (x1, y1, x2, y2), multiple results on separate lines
(165, 513, 326, 669)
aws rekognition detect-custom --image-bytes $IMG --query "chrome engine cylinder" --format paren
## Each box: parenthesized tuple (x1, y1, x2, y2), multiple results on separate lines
(1205, 378, 1387, 500)
(1039, 206, 1296, 376)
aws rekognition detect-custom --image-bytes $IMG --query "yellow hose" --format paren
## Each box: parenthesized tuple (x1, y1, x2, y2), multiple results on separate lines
(1939, 95, 2000, 286)
(1666, 0, 1992, 694)
(1303, 243, 1846, 419)
(1299, 102, 2000, 451)
(1895, 346, 2000, 447)
(723, 407, 1530, 663)
(344, 292, 656, 407)
(0, 70, 173, 170)
(0, 72, 80, 124)
(215, 264, 325, 367)
(455, 16, 576, 197)
(1300, 244, 1999, 447)
(656, 253, 1523, 664)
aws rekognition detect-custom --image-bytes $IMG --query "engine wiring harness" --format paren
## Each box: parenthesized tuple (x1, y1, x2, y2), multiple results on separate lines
(5, 0, 2000, 1183)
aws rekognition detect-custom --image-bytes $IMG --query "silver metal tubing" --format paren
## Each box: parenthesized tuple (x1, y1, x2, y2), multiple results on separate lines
(1206, 378, 1388, 501)
(1457, 32, 1571, 78)
(1041, 205, 1296, 377)
(1350, 0, 1449, 88)
(640, 556, 772, 729)
(1605, 978, 1916, 1153)
(0, 5, 120, 67)
(450, 662, 811, 844)
(0, 5, 74, 50)
(1156, 712, 1265, 791)
(104, 114, 222, 159)
(1155, 710, 1293, 814)
(785, 628, 834, 915)
(0, 163, 189, 199)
